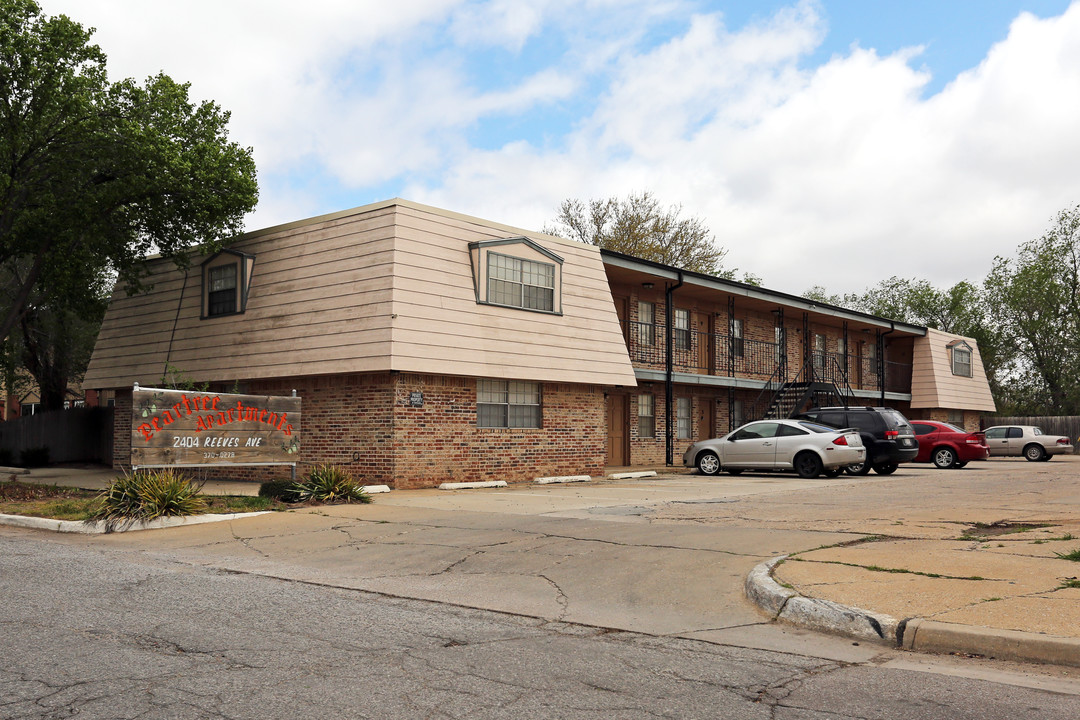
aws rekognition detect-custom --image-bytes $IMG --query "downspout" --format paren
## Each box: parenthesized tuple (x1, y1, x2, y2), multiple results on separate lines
(665, 272, 684, 466)
(879, 322, 895, 405)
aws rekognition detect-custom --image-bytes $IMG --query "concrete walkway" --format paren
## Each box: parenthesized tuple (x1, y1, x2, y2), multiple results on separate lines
(5, 458, 1080, 669)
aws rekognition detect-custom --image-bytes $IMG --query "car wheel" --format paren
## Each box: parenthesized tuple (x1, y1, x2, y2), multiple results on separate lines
(696, 451, 721, 476)
(873, 462, 899, 475)
(932, 447, 957, 469)
(727, 469, 743, 476)
(1024, 444, 1046, 462)
(1040, 454, 1053, 461)
(844, 462, 871, 476)
(822, 467, 843, 478)
(794, 452, 823, 479)
(955, 461, 968, 468)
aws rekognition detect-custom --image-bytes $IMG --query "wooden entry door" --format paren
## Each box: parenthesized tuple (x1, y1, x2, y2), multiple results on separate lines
(606, 394, 629, 466)
(701, 398, 717, 440)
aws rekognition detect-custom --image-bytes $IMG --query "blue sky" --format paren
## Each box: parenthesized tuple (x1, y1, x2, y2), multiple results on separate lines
(44, 1, 1080, 294)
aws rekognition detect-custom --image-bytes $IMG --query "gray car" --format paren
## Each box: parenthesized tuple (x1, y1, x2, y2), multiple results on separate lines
(683, 419, 866, 479)
(982, 425, 1073, 461)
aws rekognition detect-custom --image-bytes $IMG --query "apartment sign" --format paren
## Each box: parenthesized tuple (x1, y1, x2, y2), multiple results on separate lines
(131, 387, 301, 467)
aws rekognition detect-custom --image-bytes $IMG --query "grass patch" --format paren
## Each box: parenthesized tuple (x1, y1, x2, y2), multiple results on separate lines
(1058, 579, 1080, 590)
(0, 478, 286, 523)
(809, 559, 987, 581)
(1053, 548, 1080, 562)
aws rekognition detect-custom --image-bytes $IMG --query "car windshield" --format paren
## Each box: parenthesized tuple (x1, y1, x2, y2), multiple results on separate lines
(798, 421, 836, 434)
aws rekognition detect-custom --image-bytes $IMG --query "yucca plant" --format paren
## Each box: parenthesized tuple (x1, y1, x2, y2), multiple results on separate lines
(292, 464, 371, 504)
(89, 469, 208, 530)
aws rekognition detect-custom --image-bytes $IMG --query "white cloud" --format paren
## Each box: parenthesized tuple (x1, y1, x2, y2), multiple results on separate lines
(37, 0, 1080, 296)
(421, 1, 1080, 295)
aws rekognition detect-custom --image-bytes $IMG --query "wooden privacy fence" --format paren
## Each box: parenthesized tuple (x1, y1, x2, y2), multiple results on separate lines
(980, 415, 1080, 453)
(0, 407, 114, 464)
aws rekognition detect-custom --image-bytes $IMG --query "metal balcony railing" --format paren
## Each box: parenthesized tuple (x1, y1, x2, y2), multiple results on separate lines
(622, 321, 911, 394)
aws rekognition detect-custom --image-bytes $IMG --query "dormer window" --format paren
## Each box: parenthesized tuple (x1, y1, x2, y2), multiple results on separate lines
(489, 253, 555, 311)
(202, 250, 255, 319)
(208, 265, 237, 316)
(949, 340, 972, 377)
(469, 237, 563, 315)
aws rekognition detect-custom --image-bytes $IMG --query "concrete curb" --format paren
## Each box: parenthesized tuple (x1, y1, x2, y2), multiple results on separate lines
(746, 556, 1080, 667)
(534, 475, 591, 484)
(438, 481, 508, 490)
(0, 511, 270, 534)
(608, 471, 657, 480)
(361, 485, 391, 494)
(746, 557, 900, 645)
(902, 618, 1080, 669)
(1, 466, 31, 476)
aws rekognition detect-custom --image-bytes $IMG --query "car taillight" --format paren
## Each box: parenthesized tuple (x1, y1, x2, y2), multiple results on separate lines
(884, 430, 899, 438)
(833, 436, 849, 446)
(965, 435, 980, 444)
(1057, 438, 1070, 445)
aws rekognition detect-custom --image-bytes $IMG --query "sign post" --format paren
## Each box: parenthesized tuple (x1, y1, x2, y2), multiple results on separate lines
(130, 386, 301, 469)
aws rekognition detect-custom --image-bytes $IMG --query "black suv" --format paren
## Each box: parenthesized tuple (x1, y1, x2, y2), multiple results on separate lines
(793, 406, 918, 475)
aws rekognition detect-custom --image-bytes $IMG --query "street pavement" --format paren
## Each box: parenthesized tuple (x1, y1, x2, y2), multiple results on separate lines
(5, 456, 1080, 670)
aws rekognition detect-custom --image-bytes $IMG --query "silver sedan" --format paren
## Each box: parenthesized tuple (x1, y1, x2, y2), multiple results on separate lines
(683, 419, 866, 479)
(983, 425, 1073, 461)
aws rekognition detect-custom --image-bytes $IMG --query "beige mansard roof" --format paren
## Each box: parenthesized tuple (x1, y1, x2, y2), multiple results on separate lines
(910, 328, 996, 411)
(85, 199, 639, 389)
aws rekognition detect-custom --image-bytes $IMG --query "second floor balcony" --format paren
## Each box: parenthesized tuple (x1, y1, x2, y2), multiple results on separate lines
(622, 320, 912, 395)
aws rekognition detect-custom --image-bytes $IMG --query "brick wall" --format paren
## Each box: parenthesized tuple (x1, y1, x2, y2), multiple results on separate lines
(109, 372, 605, 489)
(112, 389, 132, 468)
(391, 375, 605, 488)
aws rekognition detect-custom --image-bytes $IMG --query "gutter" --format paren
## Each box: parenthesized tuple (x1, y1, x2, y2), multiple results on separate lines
(665, 271, 684, 466)
(880, 322, 895, 405)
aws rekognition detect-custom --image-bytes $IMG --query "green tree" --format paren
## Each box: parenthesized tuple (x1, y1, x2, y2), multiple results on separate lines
(547, 191, 755, 281)
(802, 277, 1009, 400)
(984, 205, 1080, 414)
(0, 0, 258, 352)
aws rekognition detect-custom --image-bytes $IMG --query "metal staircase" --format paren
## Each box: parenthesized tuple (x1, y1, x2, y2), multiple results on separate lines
(750, 356, 857, 421)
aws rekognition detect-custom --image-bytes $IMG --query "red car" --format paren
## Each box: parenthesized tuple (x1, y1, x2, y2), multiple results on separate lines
(910, 421, 989, 468)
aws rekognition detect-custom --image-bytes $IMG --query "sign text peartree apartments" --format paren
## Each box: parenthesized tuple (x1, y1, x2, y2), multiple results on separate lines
(131, 388, 301, 467)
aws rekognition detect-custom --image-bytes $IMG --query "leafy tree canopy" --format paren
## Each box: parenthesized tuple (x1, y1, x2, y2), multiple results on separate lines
(0, 0, 258, 348)
(546, 191, 756, 283)
(983, 204, 1080, 414)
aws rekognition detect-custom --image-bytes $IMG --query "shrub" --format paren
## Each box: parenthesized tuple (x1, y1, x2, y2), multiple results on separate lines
(19, 447, 50, 467)
(89, 469, 208, 530)
(258, 479, 302, 503)
(292, 464, 371, 504)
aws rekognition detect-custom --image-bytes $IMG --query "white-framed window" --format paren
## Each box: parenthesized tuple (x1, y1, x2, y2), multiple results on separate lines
(947, 410, 965, 425)
(951, 342, 972, 377)
(637, 301, 656, 346)
(477, 379, 542, 428)
(637, 394, 655, 438)
(674, 309, 691, 351)
(732, 318, 744, 358)
(676, 397, 692, 440)
(487, 252, 555, 312)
